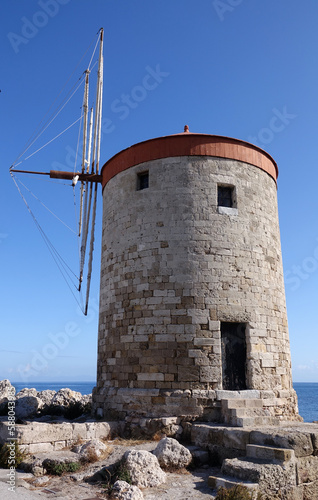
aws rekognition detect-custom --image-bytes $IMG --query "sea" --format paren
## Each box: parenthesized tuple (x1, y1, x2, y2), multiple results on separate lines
(10, 381, 318, 423)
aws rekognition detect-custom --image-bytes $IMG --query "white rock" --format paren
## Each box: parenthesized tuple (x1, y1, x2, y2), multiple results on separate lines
(153, 437, 192, 469)
(81, 394, 92, 406)
(37, 390, 56, 407)
(51, 388, 82, 406)
(0, 379, 14, 402)
(123, 449, 166, 488)
(72, 438, 109, 461)
(111, 480, 143, 499)
(16, 388, 38, 399)
(15, 396, 42, 419)
(32, 476, 50, 486)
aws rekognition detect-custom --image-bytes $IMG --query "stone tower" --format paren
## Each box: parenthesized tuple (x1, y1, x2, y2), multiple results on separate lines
(93, 128, 299, 425)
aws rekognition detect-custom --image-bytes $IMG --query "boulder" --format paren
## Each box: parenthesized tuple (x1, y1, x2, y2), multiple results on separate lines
(51, 388, 82, 407)
(37, 390, 56, 408)
(45, 388, 86, 417)
(111, 480, 143, 499)
(123, 449, 166, 488)
(72, 438, 110, 462)
(0, 379, 14, 402)
(153, 437, 192, 469)
(15, 396, 42, 419)
(81, 393, 92, 406)
(16, 388, 38, 399)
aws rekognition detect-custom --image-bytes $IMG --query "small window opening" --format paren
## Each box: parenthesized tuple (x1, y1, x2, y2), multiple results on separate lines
(137, 171, 149, 190)
(218, 185, 234, 208)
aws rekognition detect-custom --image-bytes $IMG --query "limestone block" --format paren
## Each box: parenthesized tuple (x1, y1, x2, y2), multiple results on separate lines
(223, 428, 250, 451)
(200, 366, 219, 382)
(15, 422, 71, 444)
(297, 455, 318, 484)
(137, 373, 164, 382)
(246, 444, 295, 462)
(94, 422, 112, 440)
(123, 449, 166, 488)
(216, 390, 260, 400)
(177, 366, 199, 382)
(191, 423, 224, 449)
(250, 430, 314, 457)
(193, 338, 214, 346)
(28, 442, 55, 453)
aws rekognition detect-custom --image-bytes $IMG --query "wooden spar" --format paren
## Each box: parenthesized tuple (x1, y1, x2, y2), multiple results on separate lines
(10, 169, 51, 176)
(78, 70, 90, 237)
(84, 28, 104, 315)
(50, 170, 102, 183)
(10, 169, 101, 183)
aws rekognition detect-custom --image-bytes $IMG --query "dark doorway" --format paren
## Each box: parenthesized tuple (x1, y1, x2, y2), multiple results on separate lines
(221, 322, 247, 390)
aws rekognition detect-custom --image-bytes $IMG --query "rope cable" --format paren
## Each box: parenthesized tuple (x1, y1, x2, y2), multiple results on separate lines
(11, 173, 84, 313)
(14, 176, 77, 235)
(23, 115, 82, 163)
(85, 182, 98, 315)
(88, 33, 100, 70)
(12, 32, 101, 168)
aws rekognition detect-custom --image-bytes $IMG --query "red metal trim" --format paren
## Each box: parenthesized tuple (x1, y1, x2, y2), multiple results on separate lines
(101, 133, 278, 189)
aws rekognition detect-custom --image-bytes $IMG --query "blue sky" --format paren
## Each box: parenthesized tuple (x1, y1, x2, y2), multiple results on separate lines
(1, 0, 318, 384)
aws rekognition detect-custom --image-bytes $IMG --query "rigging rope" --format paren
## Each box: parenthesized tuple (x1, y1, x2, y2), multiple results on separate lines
(12, 31, 101, 168)
(73, 184, 84, 312)
(79, 180, 93, 290)
(22, 115, 82, 164)
(12, 77, 85, 168)
(14, 176, 77, 235)
(85, 182, 98, 315)
(11, 173, 84, 313)
(10, 29, 103, 316)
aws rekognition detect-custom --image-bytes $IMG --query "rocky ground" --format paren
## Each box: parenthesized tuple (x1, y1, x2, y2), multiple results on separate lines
(0, 440, 217, 499)
(0, 380, 218, 499)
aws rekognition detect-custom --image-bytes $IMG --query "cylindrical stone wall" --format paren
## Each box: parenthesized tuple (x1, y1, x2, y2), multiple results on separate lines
(93, 132, 299, 421)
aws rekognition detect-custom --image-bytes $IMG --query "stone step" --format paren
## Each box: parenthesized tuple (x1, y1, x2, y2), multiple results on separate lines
(226, 408, 265, 418)
(235, 416, 281, 427)
(221, 398, 263, 410)
(208, 473, 259, 495)
(222, 457, 262, 483)
(246, 444, 295, 462)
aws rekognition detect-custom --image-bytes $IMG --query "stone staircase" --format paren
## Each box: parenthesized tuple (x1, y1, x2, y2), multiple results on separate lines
(221, 397, 281, 427)
(190, 418, 318, 498)
(214, 390, 282, 427)
(208, 442, 297, 498)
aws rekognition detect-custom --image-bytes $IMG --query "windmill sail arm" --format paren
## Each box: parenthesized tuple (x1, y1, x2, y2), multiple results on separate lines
(49, 170, 102, 183)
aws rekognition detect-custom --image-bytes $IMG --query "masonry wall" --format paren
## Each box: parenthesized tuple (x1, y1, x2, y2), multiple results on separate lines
(94, 155, 298, 419)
